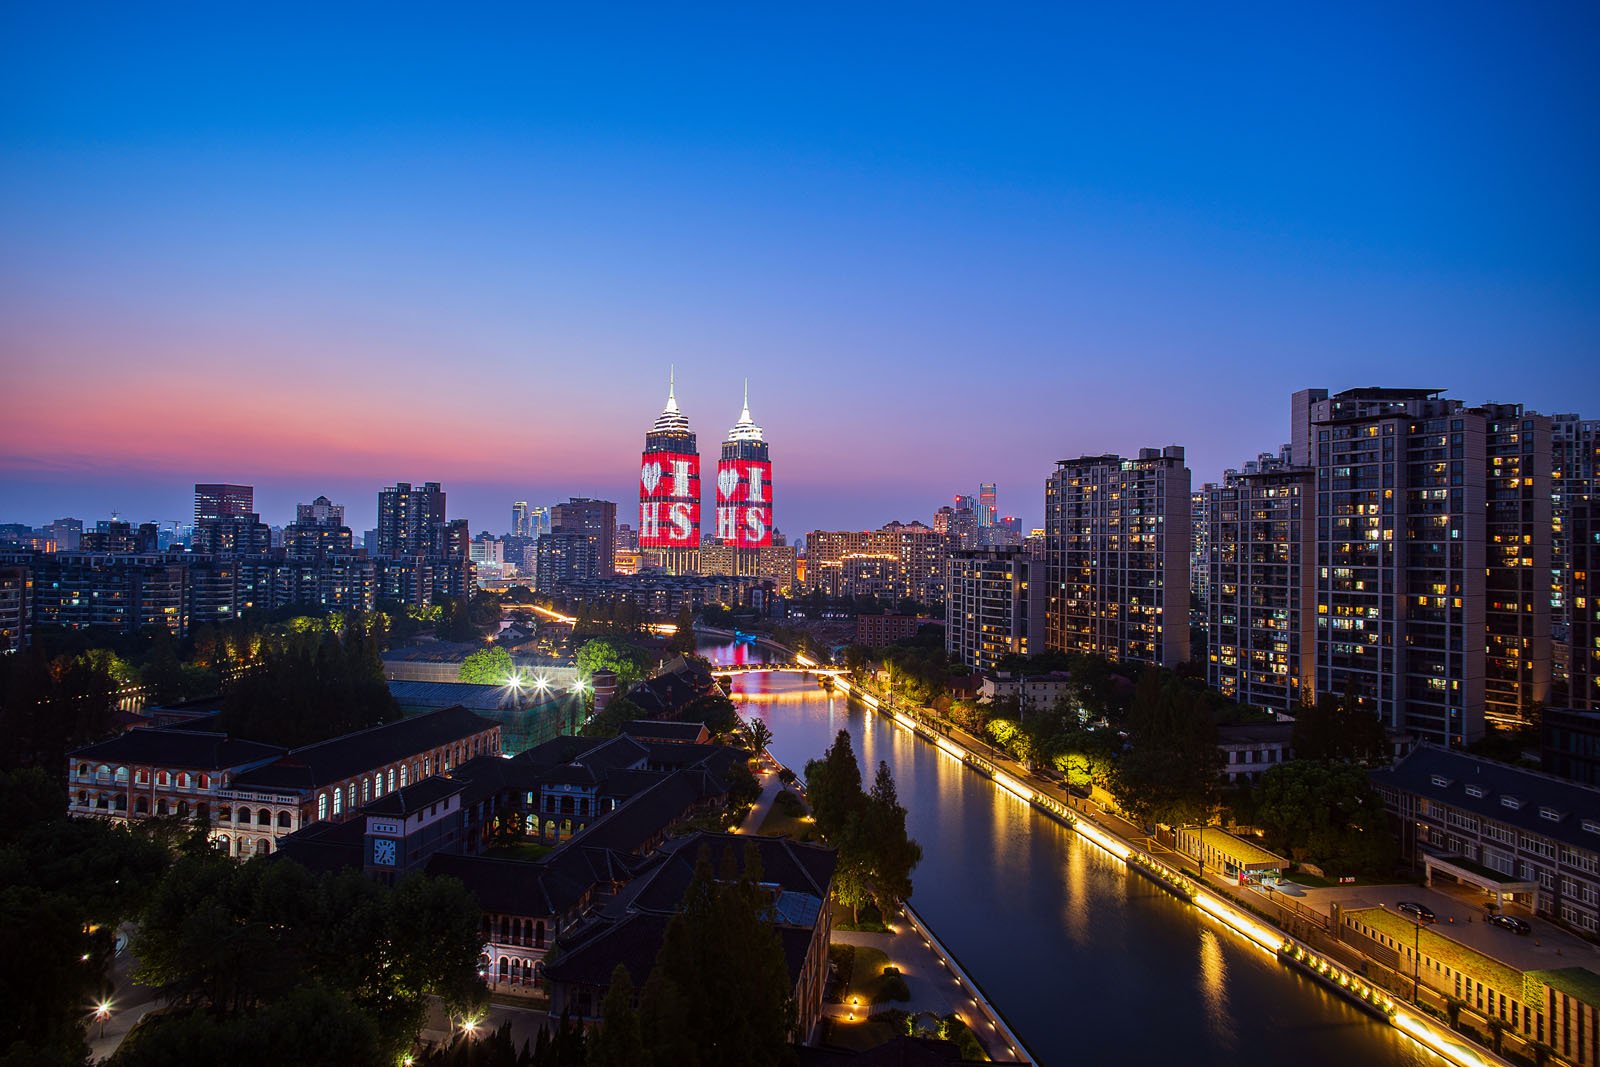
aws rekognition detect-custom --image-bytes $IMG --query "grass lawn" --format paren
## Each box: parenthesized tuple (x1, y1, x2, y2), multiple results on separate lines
(819, 1015, 903, 1052)
(844, 946, 909, 1005)
(757, 805, 813, 840)
(485, 841, 554, 862)
(1285, 871, 1391, 889)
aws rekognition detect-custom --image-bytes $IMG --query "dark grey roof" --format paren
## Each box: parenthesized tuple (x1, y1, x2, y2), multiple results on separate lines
(1215, 722, 1296, 745)
(1372, 744, 1600, 852)
(621, 720, 710, 743)
(627, 831, 835, 918)
(426, 852, 592, 917)
(365, 776, 464, 816)
(70, 728, 285, 771)
(233, 706, 498, 791)
(387, 679, 522, 712)
(541, 912, 671, 988)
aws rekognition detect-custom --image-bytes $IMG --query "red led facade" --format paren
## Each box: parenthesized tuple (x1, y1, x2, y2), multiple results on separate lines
(715, 459, 773, 548)
(639, 450, 701, 547)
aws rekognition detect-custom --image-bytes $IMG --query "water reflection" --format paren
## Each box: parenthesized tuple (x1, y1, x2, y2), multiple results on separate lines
(704, 638, 1435, 1067)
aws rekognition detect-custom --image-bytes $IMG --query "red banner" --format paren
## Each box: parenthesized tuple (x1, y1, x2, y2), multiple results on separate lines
(716, 459, 773, 547)
(640, 451, 700, 548)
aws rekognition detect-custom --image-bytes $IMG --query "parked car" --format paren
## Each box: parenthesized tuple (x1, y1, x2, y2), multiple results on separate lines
(1397, 901, 1436, 923)
(1488, 913, 1531, 935)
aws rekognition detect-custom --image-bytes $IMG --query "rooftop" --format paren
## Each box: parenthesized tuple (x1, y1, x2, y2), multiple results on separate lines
(70, 728, 285, 771)
(233, 705, 498, 792)
(1371, 744, 1600, 853)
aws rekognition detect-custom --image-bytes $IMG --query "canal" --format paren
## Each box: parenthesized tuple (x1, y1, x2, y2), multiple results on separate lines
(702, 635, 1442, 1067)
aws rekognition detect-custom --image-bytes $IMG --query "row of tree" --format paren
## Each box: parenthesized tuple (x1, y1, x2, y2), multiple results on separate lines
(804, 731, 923, 924)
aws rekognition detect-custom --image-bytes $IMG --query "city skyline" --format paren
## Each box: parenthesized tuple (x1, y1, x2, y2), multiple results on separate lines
(4, 7, 1598, 531)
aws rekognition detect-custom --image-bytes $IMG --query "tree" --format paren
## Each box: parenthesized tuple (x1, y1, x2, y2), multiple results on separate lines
(588, 964, 646, 1067)
(1107, 671, 1223, 827)
(665, 606, 697, 657)
(637, 969, 696, 1067)
(1291, 689, 1389, 764)
(646, 846, 794, 1066)
(745, 716, 774, 755)
(680, 693, 738, 736)
(460, 647, 516, 685)
(217, 621, 399, 747)
(803, 730, 865, 842)
(574, 639, 648, 692)
(859, 761, 921, 912)
(1251, 761, 1398, 876)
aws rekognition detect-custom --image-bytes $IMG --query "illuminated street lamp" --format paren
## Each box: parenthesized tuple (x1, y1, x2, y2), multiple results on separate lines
(94, 1000, 112, 1040)
(532, 674, 551, 693)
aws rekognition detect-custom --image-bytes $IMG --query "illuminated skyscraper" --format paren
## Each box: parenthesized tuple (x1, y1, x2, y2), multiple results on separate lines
(639, 369, 701, 555)
(977, 483, 998, 527)
(512, 501, 530, 538)
(716, 380, 773, 549)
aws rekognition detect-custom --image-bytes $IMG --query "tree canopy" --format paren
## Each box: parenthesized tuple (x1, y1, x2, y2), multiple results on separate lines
(459, 646, 516, 686)
(1249, 761, 1398, 876)
(217, 619, 399, 748)
(1107, 671, 1223, 828)
(574, 639, 648, 692)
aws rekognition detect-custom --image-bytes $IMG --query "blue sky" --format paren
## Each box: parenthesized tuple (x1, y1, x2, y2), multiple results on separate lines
(2, 3, 1596, 533)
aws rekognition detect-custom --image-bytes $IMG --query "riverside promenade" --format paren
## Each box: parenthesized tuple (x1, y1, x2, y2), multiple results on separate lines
(778, 653, 1512, 1067)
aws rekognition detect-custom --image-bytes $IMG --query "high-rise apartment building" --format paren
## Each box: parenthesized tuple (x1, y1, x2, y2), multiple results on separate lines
(1481, 405, 1552, 726)
(284, 495, 353, 560)
(376, 482, 448, 558)
(194, 484, 254, 526)
(639, 370, 701, 559)
(1044, 447, 1191, 667)
(1205, 463, 1316, 715)
(1309, 389, 1487, 746)
(945, 546, 1045, 672)
(534, 529, 602, 591)
(1570, 497, 1600, 711)
(1553, 414, 1600, 692)
(551, 498, 617, 577)
(933, 503, 978, 549)
(803, 523, 951, 604)
(0, 565, 30, 652)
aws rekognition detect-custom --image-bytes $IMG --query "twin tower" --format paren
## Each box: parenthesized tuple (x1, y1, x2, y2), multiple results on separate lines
(638, 370, 773, 551)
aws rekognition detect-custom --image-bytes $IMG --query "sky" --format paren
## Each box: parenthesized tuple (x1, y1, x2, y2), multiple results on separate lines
(2, 3, 1597, 536)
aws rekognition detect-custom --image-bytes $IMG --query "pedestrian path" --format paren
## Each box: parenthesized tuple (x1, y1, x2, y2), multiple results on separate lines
(737, 751, 786, 834)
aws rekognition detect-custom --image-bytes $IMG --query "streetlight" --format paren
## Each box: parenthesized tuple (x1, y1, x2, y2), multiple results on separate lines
(94, 1000, 112, 1040)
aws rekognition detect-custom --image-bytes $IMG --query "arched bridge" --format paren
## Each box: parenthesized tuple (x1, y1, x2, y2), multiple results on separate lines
(711, 663, 846, 678)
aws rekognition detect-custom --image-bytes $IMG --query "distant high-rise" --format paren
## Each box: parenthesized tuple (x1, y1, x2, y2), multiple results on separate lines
(512, 500, 530, 538)
(1044, 447, 1191, 667)
(192, 484, 269, 556)
(977, 483, 998, 527)
(552, 498, 617, 577)
(639, 369, 701, 555)
(376, 482, 447, 558)
(194, 484, 254, 527)
(285, 495, 353, 560)
(716, 380, 773, 549)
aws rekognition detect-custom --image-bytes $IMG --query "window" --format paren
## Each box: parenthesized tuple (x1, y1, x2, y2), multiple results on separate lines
(318, 795, 328, 821)
(333, 790, 343, 816)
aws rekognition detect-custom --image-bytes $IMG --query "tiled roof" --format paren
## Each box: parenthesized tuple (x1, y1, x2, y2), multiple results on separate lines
(626, 831, 835, 918)
(1371, 744, 1600, 853)
(427, 852, 592, 916)
(621, 720, 710, 743)
(69, 728, 285, 771)
(233, 706, 497, 791)
(365, 776, 464, 816)
(540, 912, 672, 987)
(387, 680, 522, 712)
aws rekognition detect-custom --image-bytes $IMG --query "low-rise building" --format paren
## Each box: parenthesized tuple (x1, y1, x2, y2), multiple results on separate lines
(1371, 745, 1600, 936)
(1340, 906, 1599, 1066)
(1214, 721, 1296, 784)
(854, 613, 927, 647)
(978, 671, 1074, 713)
(66, 706, 502, 857)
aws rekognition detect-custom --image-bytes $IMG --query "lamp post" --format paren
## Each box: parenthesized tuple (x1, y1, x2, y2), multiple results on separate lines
(1412, 918, 1421, 1004)
(94, 1001, 111, 1040)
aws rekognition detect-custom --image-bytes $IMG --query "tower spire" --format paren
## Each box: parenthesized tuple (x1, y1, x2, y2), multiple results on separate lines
(740, 377, 750, 422)
(665, 365, 678, 413)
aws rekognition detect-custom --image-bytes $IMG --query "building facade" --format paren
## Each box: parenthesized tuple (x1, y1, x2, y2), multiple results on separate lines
(638, 370, 702, 555)
(945, 546, 1045, 672)
(377, 481, 449, 558)
(1205, 464, 1316, 715)
(1044, 447, 1191, 667)
(551, 498, 617, 578)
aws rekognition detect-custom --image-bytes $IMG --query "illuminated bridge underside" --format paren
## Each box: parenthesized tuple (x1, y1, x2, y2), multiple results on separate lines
(713, 664, 846, 678)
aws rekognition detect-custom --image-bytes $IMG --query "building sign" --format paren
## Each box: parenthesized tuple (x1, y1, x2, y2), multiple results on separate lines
(639, 450, 701, 548)
(716, 459, 773, 548)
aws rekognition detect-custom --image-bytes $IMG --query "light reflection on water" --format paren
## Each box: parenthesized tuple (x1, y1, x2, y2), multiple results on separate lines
(709, 641, 1437, 1067)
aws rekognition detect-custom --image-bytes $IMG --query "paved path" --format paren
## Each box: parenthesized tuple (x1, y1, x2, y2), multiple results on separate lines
(737, 751, 787, 834)
(87, 927, 161, 1063)
(827, 916, 1027, 1062)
